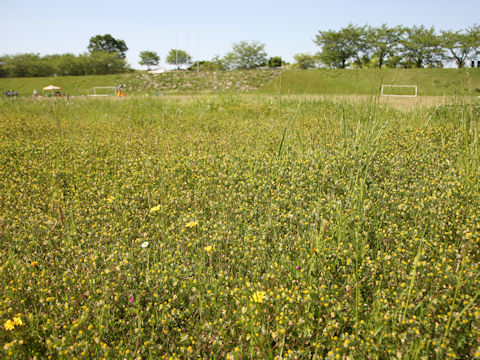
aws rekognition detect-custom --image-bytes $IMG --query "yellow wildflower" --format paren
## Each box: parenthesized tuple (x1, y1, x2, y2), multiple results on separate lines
(31, 261, 38, 267)
(185, 221, 198, 228)
(149, 205, 161, 213)
(251, 291, 266, 304)
(204, 245, 213, 253)
(4, 320, 15, 331)
(13, 317, 23, 326)
(3, 341, 13, 351)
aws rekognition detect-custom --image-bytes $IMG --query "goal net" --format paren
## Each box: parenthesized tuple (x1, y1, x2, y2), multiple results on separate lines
(381, 85, 417, 97)
(88, 87, 117, 97)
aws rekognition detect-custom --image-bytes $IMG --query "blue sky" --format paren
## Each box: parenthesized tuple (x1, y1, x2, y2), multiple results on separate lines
(1, 0, 478, 69)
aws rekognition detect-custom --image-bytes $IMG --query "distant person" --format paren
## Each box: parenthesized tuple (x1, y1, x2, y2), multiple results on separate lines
(117, 84, 124, 96)
(33, 89, 37, 96)
(5, 90, 10, 98)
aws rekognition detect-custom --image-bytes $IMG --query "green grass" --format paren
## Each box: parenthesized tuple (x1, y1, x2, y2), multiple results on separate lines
(0, 95, 479, 359)
(0, 74, 129, 97)
(3, 68, 480, 98)
(0, 70, 280, 97)
(260, 68, 480, 96)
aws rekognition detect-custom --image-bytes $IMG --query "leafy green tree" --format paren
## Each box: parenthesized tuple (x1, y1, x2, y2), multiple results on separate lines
(223, 40, 268, 69)
(166, 49, 192, 69)
(52, 54, 74, 75)
(441, 25, 480, 68)
(139, 51, 160, 70)
(384, 55, 405, 68)
(471, 24, 480, 58)
(0, 56, 7, 77)
(192, 60, 224, 71)
(352, 54, 378, 68)
(314, 24, 366, 68)
(364, 24, 404, 68)
(268, 57, 282, 67)
(210, 55, 227, 70)
(293, 53, 318, 69)
(86, 51, 129, 74)
(401, 26, 443, 68)
(0, 52, 129, 77)
(88, 34, 128, 59)
(47, 53, 86, 76)
(1, 53, 54, 77)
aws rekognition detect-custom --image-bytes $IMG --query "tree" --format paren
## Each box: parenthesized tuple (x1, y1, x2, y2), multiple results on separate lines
(192, 60, 224, 71)
(86, 51, 129, 74)
(314, 24, 366, 68)
(268, 57, 282, 67)
(364, 24, 403, 68)
(139, 51, 160, 70)
(471, 24, 480, 58)
(210, 55, 227, 70)
(0, 53, 54, 77)
(223, 40, 267, 70)
(0, 52, 129, 77)
(0, 57, 6, 77)
(293, 53, 318, 69)
(401, 26, 443, 68)
(49, 53, 78, 76)
(441, 26, 480, 68)
(166, 49, 192, 69)
(88, 34, 128, 59)
(384, 55, 404, 68)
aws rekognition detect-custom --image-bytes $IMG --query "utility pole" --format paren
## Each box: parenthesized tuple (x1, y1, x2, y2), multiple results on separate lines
(197, 33, 200, 73)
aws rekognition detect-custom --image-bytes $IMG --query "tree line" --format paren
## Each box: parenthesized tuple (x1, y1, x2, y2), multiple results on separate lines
(0, 52, 129, 78)
(0, 34, 130, 78)
(140, 25, 480, 71)
(301, 24, 480, 69)
(140, 40, 278, 71)
(1, 25, 479, 78)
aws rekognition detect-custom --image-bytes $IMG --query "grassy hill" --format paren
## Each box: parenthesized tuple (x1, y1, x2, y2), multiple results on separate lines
(260, 68, 480, 96)
(0, 70, 281, 97)
(2, 68, 480, 97)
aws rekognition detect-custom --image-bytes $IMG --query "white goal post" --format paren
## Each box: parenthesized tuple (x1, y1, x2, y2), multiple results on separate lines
(381, 85, 418, 97)
(88, 87, 117, 97)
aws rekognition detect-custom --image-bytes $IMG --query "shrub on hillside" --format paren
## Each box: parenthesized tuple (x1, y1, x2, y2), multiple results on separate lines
(268, 57, 283, 67)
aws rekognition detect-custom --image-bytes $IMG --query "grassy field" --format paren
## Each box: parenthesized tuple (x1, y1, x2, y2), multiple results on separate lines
(0, 70, 280, 97)
(260, 68, 480, 96)
(0, 95, 480, 359)
(3, 68, 480, 98)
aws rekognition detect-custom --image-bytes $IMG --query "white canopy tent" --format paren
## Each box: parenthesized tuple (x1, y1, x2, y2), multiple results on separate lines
(148, 68, 166, 74)
(42, 85, 61, 96)
(42, 85, 61, 91)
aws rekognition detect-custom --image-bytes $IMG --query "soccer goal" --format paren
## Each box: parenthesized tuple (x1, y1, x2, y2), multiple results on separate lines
(381, 85, 417, 97)
(88, 87, 117, 97)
